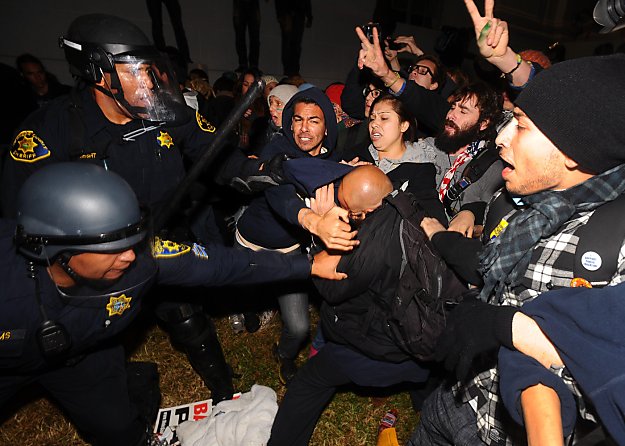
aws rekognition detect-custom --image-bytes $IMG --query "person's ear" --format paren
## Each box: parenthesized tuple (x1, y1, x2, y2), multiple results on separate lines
(400, 120, 410, 133)
(563, 153, 581, 170)
(479, 119, 490, 132)
(429, 81, 439, 91)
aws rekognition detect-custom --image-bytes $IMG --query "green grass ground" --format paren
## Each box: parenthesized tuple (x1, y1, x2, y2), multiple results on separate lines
(0, 305, 420, 445)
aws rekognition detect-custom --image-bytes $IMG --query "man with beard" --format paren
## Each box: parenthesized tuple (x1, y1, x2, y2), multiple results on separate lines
(410, 52, 625, 446)
(418, 82, 504, 225)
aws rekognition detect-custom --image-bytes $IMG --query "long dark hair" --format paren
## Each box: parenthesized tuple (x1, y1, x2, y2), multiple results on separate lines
(369, 94, 418, 142)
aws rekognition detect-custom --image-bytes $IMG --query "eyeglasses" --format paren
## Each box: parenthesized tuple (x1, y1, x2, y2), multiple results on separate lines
(409, 64, 434, 77)
(362, 87, 382, 98)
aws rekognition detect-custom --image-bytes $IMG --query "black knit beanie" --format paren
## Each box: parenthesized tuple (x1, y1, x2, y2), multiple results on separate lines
(515, 54, 625, 174)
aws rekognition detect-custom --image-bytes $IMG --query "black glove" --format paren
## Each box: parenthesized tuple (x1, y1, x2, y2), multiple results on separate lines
(228, 153, 289, 194)
(262, 152, 289, 184)
(434, 296, 518, 382)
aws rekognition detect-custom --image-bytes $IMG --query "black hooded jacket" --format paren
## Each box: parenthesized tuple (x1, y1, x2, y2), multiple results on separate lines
(313, 198, 409, 362)
(236, 87, 340, 249)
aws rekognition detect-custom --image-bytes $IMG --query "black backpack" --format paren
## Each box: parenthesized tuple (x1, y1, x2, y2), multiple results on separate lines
(382, 191, 468, 361)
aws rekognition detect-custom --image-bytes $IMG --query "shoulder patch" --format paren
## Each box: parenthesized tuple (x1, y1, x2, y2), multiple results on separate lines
(196, 110, 216, 133)
(157, 131, 174, 148)
(153, 238, 191, 258)
(192, 243, 209, 260)
(10, 130, 51, 163)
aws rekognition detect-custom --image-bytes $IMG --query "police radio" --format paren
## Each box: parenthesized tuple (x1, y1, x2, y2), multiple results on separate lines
(37, 320, 71, 358)
(27, 261, 72, 358)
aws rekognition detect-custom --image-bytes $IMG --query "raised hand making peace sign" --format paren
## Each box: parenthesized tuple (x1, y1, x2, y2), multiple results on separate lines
(354, 25, 405, 93)
(464, 0, 532, 87)
(465, 0, 509, 60)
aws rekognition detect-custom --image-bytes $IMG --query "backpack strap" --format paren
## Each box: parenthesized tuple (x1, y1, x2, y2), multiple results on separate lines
(574, 193, 625, 286)
(385, 190, 427, 278)
(462, 145, 500, 184)
(443, 145, 500, 209)
(385, 190, 424, 221)
(482, 190, 517, 241)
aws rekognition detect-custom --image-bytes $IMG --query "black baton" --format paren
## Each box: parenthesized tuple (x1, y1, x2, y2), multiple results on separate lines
(154, 77, 265, 231)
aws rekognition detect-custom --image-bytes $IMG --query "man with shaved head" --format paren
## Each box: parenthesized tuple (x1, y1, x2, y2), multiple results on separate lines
(269, 165, 436, 446)
(337, 165, 394, 224)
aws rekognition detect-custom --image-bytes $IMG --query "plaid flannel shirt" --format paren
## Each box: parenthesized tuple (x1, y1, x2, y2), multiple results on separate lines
(454, 208, 625, 446)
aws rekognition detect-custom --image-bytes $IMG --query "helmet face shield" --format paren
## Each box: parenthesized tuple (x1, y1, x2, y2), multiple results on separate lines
(106, 54, 187, 123)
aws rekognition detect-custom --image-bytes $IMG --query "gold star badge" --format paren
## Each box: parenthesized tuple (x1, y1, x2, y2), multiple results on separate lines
(106, 294, 132, 317)
(157, 131, 174, 148)
(17, 134, 37, 154)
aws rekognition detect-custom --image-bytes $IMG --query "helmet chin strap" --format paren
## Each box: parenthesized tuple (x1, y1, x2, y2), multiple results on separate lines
(95, 67, 147, 121)
(56, 253, 116, 291)
(56, 253, 87, 286)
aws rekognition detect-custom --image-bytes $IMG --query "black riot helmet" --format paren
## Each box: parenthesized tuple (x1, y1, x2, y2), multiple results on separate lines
(594, 0, 625, 32)
(15, 163, 147, 262)
(59, 14, 188, 123)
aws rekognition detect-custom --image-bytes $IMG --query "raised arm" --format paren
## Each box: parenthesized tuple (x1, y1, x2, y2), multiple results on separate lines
(464, 0, 532, 87)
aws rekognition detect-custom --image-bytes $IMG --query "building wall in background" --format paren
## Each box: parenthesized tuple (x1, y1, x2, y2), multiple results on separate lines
(1, 0, 621, 90)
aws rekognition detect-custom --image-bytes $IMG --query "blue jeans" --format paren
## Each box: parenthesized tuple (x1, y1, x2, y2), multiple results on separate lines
(234, 240, 309, 359)
(407, 384, 485, 446)
(275, 276, 309, 359)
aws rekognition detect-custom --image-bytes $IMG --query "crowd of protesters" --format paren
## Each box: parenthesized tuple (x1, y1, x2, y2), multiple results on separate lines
(2, 0, 625, 444)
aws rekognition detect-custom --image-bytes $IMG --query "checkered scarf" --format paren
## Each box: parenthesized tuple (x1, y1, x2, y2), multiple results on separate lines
(479, 163, 625, 303)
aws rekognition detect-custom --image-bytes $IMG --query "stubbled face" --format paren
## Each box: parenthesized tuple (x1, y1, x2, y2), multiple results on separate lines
(408, 59, 438, 90)
(368, 100, 408, 153)
(68, 249, 136, 281)
(497, 107, 567, 196)
(269, 95, 285, 127)
(291, 102, 326, 156)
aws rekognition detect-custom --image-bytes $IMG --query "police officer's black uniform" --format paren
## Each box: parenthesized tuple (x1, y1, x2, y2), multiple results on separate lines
(1, 86, 219, 217)
(0, 163, 312, 445)
(0, 14, 263, 403)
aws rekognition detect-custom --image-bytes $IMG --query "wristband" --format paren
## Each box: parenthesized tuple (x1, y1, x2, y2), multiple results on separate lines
(501, 54, 523, 81)
(390, 79, 406, 97)
(384, 71, 401, 89)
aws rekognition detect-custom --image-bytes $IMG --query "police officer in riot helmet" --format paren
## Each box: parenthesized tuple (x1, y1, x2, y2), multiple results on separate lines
(0, 163, 343, 444)
(0, 14, 270, 406)
(60, 13, 189, 125)
(2, 163, 156, 446)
